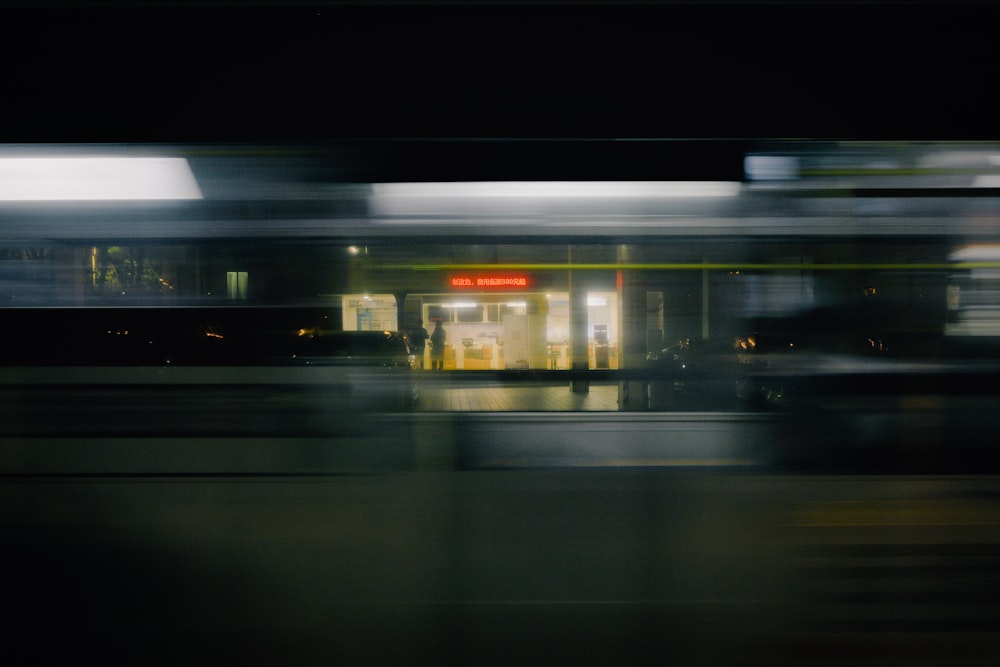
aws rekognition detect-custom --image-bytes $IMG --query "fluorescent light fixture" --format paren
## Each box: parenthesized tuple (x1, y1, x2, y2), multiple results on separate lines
(0, 156, 203, 201)
(919, 150, 1000, 169)
(587, 296, 607, 306)
(950, 244, 1000, 262)
(972, 175, 1000, 188)
(372, 181, 741, 199)
(444, 302, 478, 308)
(744, 155, 799, 181)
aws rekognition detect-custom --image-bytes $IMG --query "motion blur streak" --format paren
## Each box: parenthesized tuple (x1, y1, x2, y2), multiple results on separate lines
(5, 472, 1000, 666)
(0, 155, 202, 200)
(4, 139, 1000, 665)
(791, 498, 1000, 527)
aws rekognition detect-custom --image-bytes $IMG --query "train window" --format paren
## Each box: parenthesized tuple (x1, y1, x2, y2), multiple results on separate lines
(1, 140, 999, 420)
(9, 6, 1000, 666)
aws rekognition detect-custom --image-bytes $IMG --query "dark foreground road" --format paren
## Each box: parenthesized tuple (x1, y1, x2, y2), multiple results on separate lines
(4, 470, 1000, 666)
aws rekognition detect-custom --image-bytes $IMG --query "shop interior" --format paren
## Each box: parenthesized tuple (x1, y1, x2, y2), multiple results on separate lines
(341, 292, 619, 370)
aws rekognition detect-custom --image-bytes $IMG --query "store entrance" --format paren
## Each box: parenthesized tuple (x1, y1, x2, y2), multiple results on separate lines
(409, 292, 618, 371)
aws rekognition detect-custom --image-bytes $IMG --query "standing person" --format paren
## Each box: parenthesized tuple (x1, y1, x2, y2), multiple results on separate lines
(430, 319, 447, 370)
(408, 318, 429, 369)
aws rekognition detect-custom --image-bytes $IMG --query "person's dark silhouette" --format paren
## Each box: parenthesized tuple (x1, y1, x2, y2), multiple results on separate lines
(430, 320, 447, 370)
(409, 319, 429, 368)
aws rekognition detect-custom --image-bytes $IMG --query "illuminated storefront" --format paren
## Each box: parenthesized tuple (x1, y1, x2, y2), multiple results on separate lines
(411, 294, 619, 371)
(371, 272, 621, 371)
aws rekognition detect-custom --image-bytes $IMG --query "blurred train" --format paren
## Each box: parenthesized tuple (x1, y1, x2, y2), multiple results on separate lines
(9, 5, 1000, 665)
(2, 140, 1000, 470)
(7, 139, 1000, 667)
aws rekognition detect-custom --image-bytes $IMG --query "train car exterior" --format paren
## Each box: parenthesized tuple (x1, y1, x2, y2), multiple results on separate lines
(2, 140, 1000, 470)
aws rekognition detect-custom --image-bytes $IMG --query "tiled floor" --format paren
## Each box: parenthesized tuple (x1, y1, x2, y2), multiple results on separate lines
(415, 379, 620, 412)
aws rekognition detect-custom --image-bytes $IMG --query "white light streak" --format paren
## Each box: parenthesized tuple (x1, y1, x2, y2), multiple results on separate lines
(0, 156, 203, 201)
(372, 181, 741, 199)
(972, 175, 1000, 188)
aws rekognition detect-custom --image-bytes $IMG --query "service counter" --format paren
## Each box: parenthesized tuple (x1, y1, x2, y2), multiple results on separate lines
(461, 343, 494, 370)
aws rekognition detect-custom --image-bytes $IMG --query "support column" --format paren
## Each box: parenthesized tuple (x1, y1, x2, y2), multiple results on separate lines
(527, 295, 549, 369)
(619, 245, 649, 411)
(394, 291, 410, 333)
(568, 249, 589, 394)
(702, 258, 710, 340)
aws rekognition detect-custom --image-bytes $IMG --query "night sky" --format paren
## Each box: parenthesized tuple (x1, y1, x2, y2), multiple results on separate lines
(4, 1, 999, 147)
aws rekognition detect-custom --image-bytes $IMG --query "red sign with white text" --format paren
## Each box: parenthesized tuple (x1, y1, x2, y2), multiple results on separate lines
(450, 274, 530, 289)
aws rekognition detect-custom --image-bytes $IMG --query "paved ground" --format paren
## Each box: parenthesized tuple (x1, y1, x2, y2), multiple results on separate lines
(415, 378, 620, 412)
(5, 471, 1000, 666)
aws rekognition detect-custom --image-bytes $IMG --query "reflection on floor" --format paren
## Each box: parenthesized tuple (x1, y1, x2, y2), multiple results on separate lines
(416, 380, 620, 412)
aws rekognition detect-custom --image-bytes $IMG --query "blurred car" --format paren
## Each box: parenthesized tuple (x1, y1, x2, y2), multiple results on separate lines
(646, 337, 744, 411)
(732, 327, 803, 410)
(732, 302, 938, 409)
(733, 303, 997, 470)
(290, 329, 420, 410)
(291, 329, 417, 368)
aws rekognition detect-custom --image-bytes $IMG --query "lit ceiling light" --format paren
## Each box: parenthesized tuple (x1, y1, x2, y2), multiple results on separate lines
(949, 244, 1000, 262)
(0, 156, 203, 201)
(744, 155, 800, 181)
(972, 175, 1000, 188)
(372, 181, 741, 199)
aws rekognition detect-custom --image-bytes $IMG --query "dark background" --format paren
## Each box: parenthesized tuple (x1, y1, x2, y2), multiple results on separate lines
(4, 1, 999, 151)
(6, 7, 1000, 667)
